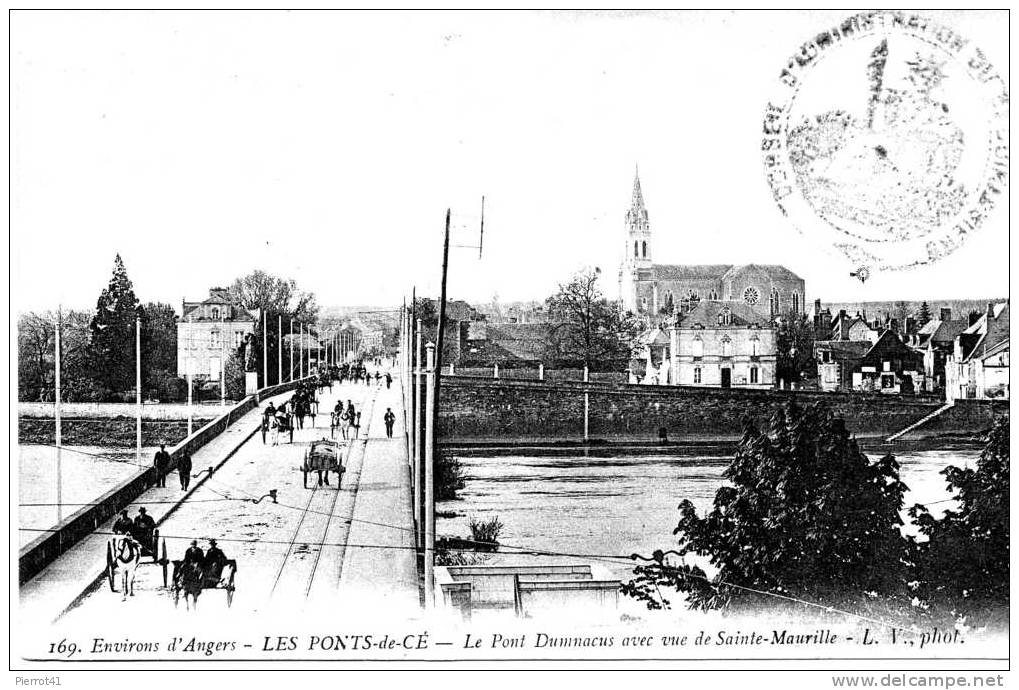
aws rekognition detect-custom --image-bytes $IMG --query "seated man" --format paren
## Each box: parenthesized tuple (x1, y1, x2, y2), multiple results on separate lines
(204, 539, 227, 583)
(184, 540, 205, 567)
(112, 510, 133, 535)
(132, 507, 156, 548)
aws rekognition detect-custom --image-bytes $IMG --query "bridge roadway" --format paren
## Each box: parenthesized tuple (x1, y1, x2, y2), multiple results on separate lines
(18, 370, 419, 625)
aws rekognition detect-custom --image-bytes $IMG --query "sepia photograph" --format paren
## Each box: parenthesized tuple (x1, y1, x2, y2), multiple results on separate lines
(8, 8, 1010, 682)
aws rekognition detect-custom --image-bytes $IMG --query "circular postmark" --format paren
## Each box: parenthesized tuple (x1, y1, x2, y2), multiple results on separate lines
(762, 11, 1008, 278)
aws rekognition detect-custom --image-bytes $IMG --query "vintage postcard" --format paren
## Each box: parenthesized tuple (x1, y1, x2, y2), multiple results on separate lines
(9, 9, 1010, 681)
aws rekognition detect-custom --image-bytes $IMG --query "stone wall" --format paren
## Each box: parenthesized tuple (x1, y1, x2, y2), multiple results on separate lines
(18, 417, 216, 447)
(437, 376, 951, 441)
(913, 398, 1009, 435)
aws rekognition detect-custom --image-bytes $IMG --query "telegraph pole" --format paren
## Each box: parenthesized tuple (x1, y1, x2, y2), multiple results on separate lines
(289, 318, 294, 382)
(262, 310, 268, 388)
(220, 312, 226, 406)
(55, 307, 62, 522)
(187, 314, 193, 436)
(135, 317, 142, 465)
(424, 342, 436, 609)
(277, 314, 283, 386)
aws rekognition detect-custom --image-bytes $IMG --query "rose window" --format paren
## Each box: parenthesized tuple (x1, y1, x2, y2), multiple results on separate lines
(743, 286, 760, 305)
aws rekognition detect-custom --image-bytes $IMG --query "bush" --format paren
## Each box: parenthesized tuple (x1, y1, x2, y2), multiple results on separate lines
(623, 402, 911, 612)
(469, 516, 504, 545)
(909, 416, 1009, 620)
(436, 450, 466, 501)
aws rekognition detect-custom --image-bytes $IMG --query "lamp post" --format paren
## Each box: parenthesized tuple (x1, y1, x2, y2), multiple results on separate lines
(55, 307, 62, 522)
(424, 341, 436, 609)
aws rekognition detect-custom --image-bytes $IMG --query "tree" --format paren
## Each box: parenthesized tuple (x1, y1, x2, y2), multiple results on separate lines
(141, 302, 178, 398)
(229, 270, 318, 324)
(623, 403, 911, 613)
(18, 312, 55, 401)
(776, 311, 817, 385)
(909, 416, 1009, 617)
(86, 254, 144, 400)
(917, 301, 933, 327)
(545, 267, 641, 370)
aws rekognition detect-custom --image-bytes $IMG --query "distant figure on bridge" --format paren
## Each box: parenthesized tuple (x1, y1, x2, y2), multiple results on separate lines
(133, 507, 155, 545)
(153, 444, 171, 488)
(353, 411, 362, 439)
(385, 372, 392, 389)
(184, 540, 205, 567)
(262, 402, 277, 444)
(177, 449, 193, 491)
(384, 408, 396, 438)
(112, 510, 133, 535)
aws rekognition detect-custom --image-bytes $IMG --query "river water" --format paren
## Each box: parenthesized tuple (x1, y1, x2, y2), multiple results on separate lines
(437, 447, 980, 581)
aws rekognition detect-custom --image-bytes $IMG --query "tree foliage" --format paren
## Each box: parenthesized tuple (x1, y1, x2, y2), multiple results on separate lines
(776, 311, 817, 385)
(229, 269, 319, 324)
(140, 302, 178, 397)
(917, 301, 933, 328)
(86, 255, 144, 400)
(544, 267, 641, 369)
(909, 416, 1009, 614)
(623, 403, 911, 612)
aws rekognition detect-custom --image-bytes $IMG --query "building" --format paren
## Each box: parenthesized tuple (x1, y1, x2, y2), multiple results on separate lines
(946, 302, 1009, 401)
(669, 301, 777, 389)
(814, 329, 924, 394)
(178, 288, 257, 381)
(617, 170, 806, 319)
(913, 308, 970, 393)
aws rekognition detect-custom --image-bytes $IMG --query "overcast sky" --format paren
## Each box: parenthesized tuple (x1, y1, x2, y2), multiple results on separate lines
(11, 10, 1009, 314)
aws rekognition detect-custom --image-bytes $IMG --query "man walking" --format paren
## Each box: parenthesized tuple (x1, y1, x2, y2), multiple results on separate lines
(178, 448, 193, 491)
(383, 407, 396, 438)
(153, 444, 171, 488)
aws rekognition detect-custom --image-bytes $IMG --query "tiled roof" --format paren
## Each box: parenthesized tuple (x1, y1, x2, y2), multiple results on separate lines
(679, 300, 771, 327)
(652, 264, 732, 281)
(814, 340, 871, 359)
(720, 264, 804, 282)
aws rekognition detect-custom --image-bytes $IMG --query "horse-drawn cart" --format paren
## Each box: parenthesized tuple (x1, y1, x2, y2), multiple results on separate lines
(170, 558, 237, 609)
(105, 529, 169, 595)
(302, 439, 346, 488)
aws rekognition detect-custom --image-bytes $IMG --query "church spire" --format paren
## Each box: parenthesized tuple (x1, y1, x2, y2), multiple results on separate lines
(631, 165, 646, 213)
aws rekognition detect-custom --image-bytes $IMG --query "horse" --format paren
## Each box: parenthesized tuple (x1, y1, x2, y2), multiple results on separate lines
(113, 536, 142, 601)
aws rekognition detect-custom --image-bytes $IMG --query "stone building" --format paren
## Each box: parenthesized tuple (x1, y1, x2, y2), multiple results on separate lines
(617, 170, 806, 319)
(946, 302, 1009, 401)
(669, 301, 777, 389)
(177, 288, 256, 381)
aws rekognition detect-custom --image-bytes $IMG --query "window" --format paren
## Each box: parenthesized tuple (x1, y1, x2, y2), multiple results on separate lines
(692, 336, 704, 358)
(749, 335, 760, 356)
(642, 241, 647, 258)
(792, 292, 800, 313)
(634, 240, 639, 258)
(743, 286, 760, 305)
(750, 367, 759, 384)
(209, 356, 221, 381)
(234, 331, 245, 348)
(211, 306, 220, 320)
(640, 296, 648, 312)
(693, 367, 702, 384)
(210, 329, 222, 350)
(718, 307, 732, 326)
(721, 336, 732, 357)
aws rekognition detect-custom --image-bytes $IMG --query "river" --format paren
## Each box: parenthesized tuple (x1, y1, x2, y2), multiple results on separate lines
(436, 447, 980, 581)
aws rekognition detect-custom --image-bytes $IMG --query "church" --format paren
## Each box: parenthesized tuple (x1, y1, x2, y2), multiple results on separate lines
(617, 171, 806, 320)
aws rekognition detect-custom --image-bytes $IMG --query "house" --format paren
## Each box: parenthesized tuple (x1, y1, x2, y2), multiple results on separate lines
(178, 288, 256, 381)
(460, 322, 548, 366)
(829, 309, 880, 343)
(668, 301, 777, 389)
(946, 302, 1010, 401)
(913, 308, 970, 393)
(814, 329, 924, 393)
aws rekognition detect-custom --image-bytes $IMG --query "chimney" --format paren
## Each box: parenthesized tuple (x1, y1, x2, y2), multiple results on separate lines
(889, 318, 899, 333)
(814, 298, 821, 315)
(987, 302, 995, 317)
(940, 308, 952, 322)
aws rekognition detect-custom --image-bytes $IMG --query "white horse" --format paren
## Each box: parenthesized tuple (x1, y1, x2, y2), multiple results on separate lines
(113, 537, 142, 601)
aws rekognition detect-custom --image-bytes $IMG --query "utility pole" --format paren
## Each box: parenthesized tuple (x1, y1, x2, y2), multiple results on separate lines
(262, 310, 268, 388)
(220, 312, 226, 406)
(55, 307, 62, 522)
(424, 341, 436, 609)
(289, 318, 294, 382)
(414, 317, 423, 550)
(135, 316, 142, 465)
(187, 314, 193, 436)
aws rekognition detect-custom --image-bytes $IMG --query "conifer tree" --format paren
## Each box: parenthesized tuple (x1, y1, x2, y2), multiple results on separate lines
(86, 254, 144, 399)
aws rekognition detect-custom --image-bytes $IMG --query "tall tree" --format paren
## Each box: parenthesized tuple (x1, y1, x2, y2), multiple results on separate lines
(545, 267, 640, 370)
(776, 311, 816, 385)
(141, 302, 178, 395)
(18, 312, 55, 401)
(917, 301, 933, 327)
(86, 255, 144, 399)
(623, 403, 911, 613)
(909, 416, 1009, 617)
(229, 270, 318, 324)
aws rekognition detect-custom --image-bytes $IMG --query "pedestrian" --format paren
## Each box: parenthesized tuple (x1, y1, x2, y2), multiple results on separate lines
(385, 372, 392, 389)
(153, 444, 171, 488)
(383, 407, 396, 438)
(296, 399, 307, 430)
(177, 448, 193, 491)
(262, 402, 276, 444)
(308, 397, 317, 428)
(354, 411, 362, 439)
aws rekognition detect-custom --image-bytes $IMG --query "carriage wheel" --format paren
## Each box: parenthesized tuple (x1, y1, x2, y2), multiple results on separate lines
(226, 589, 234, 608)
(160, 540, 169, 587)
(106, 542, 116, 592)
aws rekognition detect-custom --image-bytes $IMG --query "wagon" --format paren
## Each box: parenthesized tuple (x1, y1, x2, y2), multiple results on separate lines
(302, 439, 346, 488)
(105, 529, 169, 591)
(170, 558, 237, 608)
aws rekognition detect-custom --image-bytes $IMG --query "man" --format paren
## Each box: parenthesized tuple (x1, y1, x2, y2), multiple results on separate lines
(184, 540, 205, 566)
(177, 448, 193, 491)
(112, 510, 133, 535)
(385, 372, 392, 389)
(383, 407, 396, 439)
(153, 444, 171, 488)
(261, 402, 277, 444)
(204, 539, 227, 582)
(133, 507, 155, 546)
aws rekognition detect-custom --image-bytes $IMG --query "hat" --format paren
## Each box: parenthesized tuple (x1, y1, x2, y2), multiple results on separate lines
(138, 507, 147, 514)
(209, 539, 217, 546)
(190, 540, 198, 546)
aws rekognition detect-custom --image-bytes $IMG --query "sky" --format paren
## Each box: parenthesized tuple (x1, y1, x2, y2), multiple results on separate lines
(10, 10, 1010, 314)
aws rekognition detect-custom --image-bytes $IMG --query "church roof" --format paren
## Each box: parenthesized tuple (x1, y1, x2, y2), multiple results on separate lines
(720, 264, 804, 282)
(631, 169, 646, 212)
(653, 264, 733, 281)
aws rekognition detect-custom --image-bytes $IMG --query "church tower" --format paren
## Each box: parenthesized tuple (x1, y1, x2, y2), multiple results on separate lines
(619, 167, 653, 313)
